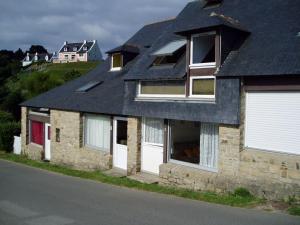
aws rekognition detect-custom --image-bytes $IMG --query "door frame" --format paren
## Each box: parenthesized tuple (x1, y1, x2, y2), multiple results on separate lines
(113, 117, 128, 170)
(44, 123, 51, 161)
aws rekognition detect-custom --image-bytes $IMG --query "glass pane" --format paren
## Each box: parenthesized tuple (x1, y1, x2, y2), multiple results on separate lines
(117, 120, 127, 145)
(112, 53, 122, 68)
(85, 115, 111, 151)
(144, 118, 164, 144)
(192, 78, 215, 95)
(192, 35, 215, 64)
(170, 120, 200, 164)
(140, 81, 185, 95)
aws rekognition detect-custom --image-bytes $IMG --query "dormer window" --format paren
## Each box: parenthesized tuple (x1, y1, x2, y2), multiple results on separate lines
(83, 46, 88, 51)
(73, 47, 77, 51)
(111, 53, 123, 71)
(190, 32, 216, 68)
(64, 47, 68, 52)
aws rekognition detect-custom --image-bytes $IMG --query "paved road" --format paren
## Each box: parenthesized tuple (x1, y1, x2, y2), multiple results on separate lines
(0, 160, 299, 225)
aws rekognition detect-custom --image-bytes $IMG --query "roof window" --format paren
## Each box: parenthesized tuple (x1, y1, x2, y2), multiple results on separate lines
(76, 81, 103, 92)
(151, 40, 186, 66)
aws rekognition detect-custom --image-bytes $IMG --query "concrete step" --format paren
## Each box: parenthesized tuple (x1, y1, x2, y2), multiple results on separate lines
(128, 172, 160, 184)
(103, 168, 127, 178)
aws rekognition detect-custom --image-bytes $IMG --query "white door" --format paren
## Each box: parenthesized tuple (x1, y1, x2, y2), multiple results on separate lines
(141, 118, 164, 175)
(113, 118, 128, 170)
(245, 91, 300, 155)
(44, 123, 51, 161)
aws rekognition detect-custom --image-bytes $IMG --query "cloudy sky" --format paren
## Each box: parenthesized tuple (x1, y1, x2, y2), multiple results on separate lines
(0, 0, 189, 55)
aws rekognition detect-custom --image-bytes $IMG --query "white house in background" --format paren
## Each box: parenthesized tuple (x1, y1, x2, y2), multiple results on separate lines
(54, 40, 103, 63)
(22, 52, 54, 67)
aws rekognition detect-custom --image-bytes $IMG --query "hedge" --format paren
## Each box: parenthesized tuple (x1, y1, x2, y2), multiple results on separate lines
(0, 122, 21, 152)
(0, 110, 14, 123)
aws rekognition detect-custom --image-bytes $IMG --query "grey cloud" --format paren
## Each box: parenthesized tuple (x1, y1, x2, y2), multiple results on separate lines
(0, 0, 188, 55)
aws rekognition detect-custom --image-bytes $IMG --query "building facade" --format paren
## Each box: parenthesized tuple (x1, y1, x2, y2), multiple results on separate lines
(54, 40, 103, 63)
(20, 0, 300, 200)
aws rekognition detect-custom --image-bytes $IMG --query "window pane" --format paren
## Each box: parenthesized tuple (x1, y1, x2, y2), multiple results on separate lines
(170, 120, 200, 164)
(200, 123, 219, 169)
(85, 115, 111, 151)
(144, 118, 164, 144)
(117, 120, 127, 145)
(192, 35, 215, 64)
(192, 78, 215, 95)
(140, 81, 185, 95)
(112, 53, 122, 68)
(31, 121, 44, 145)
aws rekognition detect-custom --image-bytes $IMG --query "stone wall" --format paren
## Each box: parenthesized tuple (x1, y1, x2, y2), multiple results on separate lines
(50, 110, 112, 171)
(127, 117, 141, 175)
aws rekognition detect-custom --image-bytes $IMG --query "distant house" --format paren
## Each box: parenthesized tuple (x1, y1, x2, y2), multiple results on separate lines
(54, 40, 102, 63)
(22, 52, 54, 67)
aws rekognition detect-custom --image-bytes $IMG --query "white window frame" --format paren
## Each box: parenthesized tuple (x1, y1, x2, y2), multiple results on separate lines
(190, 31, 217, 69)
(83, 46, 88, 51)
(189, 76, 216, 99)
(137, 81, 186, 98)
(73, 47, 77, 51)
(110, 53, 123, 71)
(64, 47, 68, 52)
(167, 121, 219, 173)
(83, 114, 111, 152)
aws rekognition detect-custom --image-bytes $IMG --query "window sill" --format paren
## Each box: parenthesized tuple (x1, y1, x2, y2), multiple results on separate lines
(244, 146, 300, 156)
(189, 64, 216, 69)
(135, 96, 216, 104)
(169, 159, 218, 173)
(110, 67, 122, 72)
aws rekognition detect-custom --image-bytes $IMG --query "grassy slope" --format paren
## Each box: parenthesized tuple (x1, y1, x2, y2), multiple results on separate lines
(8, 62, 100, 100)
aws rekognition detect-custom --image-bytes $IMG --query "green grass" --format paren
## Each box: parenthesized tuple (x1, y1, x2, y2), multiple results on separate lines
(0, 151, 263, 208)
(288, 206, 300, 216)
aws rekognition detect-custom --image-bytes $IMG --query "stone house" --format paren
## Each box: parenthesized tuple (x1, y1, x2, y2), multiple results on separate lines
(20, 0, 300, 200)
(54, 40, 103, 63)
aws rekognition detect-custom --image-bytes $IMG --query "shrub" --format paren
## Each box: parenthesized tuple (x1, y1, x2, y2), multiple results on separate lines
(0, 110, 14, 123)
(233, 187, 253, 198)
(0, 121, 21, 152)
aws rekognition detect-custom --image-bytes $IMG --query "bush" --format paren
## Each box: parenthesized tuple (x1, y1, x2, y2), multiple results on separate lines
(233, 187, 253, 198)
(0, 110, 14, 123)
(0, 122, 21, 152)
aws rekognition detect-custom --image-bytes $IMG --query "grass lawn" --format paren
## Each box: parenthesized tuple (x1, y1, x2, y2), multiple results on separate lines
(0, 151, 264, 208)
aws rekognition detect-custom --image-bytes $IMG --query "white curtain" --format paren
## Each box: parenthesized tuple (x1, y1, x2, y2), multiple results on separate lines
(200, 123, 219, 169)
(85, 115, 110, 151)
(144, 118, 164, 145)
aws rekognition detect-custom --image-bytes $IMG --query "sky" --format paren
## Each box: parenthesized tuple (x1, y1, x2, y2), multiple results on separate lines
(0, 0, 189, 55)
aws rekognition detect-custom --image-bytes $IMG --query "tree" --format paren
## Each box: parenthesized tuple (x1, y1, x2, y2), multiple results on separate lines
(28, 45, 48, 54)
(14, 48, 25, 60)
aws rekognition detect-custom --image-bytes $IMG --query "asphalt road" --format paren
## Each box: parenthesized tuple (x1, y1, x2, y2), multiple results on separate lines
(0, 160, 299, 225)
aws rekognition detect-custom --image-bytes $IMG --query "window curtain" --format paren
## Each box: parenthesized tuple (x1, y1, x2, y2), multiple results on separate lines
(200, 123, 219, 169)
(144, 118, 164, 145)
(85, 115, 110, 151)
(31, 121, 44, 145)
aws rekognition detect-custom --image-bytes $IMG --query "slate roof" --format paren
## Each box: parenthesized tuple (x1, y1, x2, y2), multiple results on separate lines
(21, 20, 173, 114)
(77, 41, 94, 53)
(174, 0, 300, 76)
(59, 42, 83, 53)
(106, 44, 140, 54)
(21, 0, 300, 115)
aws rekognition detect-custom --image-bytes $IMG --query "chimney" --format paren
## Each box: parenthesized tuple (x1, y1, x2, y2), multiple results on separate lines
(64, 41, 68, 45)
(93, 40, 97, 43)
(83, 40, 87, 44)
(27, 52, 29, 56)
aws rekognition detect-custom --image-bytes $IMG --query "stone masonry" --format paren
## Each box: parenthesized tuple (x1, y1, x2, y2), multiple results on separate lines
(127, 117, 141, 175)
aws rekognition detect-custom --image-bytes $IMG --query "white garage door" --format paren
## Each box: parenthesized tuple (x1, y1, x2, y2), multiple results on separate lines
(245, 91, 300, 155)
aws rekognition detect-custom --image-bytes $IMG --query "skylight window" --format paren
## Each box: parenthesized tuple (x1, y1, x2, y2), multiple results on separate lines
(76, 81, 102, 92)
(152, 40, 186, 56)
(151, 40, 186, 66)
